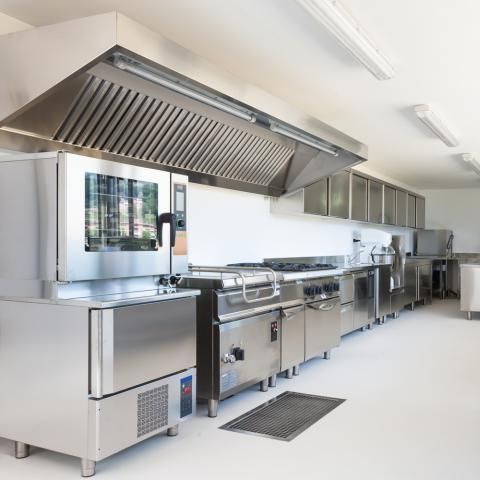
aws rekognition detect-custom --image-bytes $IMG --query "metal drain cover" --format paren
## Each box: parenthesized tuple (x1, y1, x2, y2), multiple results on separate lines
(220, 391, 345, 441)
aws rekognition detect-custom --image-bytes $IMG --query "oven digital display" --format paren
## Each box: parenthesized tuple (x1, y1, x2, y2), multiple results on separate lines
(84, 172, 158, 252)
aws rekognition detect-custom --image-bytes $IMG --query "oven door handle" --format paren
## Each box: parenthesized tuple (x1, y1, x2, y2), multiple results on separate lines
(158, 213, 177, 247)
(307, 302, 336, 311)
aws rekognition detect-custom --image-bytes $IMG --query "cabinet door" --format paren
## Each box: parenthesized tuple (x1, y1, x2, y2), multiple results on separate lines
(383, 186, 396, 225)
(328, 170, 350, 219)
(396, 190, 408, 227)
(368, 180, 383, 224)
(404, 263, 417, 304)
(417, 263, 432, 301)
(304, 178, 328, 216)
(305, 299, 341, 360)
(407, 194, 416, 228)
(351, 174, 368, 222)
(416, 197, 425, 229)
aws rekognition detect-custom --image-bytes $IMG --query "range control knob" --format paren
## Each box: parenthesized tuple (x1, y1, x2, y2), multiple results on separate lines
(177, 219, 186, 228)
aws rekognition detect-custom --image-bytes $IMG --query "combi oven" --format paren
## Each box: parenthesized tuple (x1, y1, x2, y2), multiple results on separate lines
(0, 151, 188, 294)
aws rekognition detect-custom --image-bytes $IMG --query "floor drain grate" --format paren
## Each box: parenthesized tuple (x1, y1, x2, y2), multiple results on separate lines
(220, 391, 345, 441)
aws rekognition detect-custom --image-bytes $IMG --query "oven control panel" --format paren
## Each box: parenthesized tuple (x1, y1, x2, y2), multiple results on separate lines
(180, 375, 193, 418)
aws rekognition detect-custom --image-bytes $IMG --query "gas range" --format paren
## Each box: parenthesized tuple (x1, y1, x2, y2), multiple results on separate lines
(227, 262, 337, 272)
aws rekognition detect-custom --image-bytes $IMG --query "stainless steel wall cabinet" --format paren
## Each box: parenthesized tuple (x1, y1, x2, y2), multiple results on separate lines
(416, 197, 426, 229)
(396, 190, 408, 227)
(304, 177, 328, 215)
(407, 194, 416, 228)
(383, 185, 396, 225)
(329, 170, 351, 218)
(351, 174, 368, 222)
(368, 179, 383, 224)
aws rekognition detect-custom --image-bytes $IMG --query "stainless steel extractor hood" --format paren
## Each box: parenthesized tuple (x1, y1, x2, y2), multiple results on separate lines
(0, 12, 367, 196)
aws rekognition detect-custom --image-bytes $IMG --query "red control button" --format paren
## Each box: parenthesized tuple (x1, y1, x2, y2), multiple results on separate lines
(183, 386, 191, 395)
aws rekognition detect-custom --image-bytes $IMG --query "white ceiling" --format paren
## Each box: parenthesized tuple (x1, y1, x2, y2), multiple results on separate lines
(0, 0, 479, 190)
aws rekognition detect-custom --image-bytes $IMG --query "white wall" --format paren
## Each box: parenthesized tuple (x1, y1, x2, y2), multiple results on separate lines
(424, 188, 480, 253)
(0, 12, 30, 34)
(188, 183, 414, 265)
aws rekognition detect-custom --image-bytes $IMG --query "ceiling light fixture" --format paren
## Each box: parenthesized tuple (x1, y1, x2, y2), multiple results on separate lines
(112, 55, 257, 123)
(269, 121, 338, 156)
(461, 153, 480, 175)
(414, 105, 459, 147)
(297, 0, 395, 80)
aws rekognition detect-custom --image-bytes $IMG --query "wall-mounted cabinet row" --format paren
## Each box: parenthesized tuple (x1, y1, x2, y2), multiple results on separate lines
(302, 170, 425, 229)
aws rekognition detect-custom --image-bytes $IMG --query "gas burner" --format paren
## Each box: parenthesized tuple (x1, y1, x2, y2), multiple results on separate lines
(227, 262, 337, 272)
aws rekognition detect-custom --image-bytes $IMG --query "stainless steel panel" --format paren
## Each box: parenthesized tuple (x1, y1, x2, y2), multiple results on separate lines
(0, 14, 367, 197)
(407, 194, 416, 228)
(416, 196, 426, 229)
(415, 230, 452, 256)
(87, 369, 196, 461)
(304, 178, 328, 216)
(58, 152, 172, 281)
(390, 288, 406, 312)
(376, 264, 393, 317)
(305, 298, 341, 360)
(329, 170, 350, 219)
(396, 190, 408, 227)
(280, 305, 305, 371)
(383, 185, 396, 225)
(368, 179, 383, 224)
(0, 300, 90, 458)
(404, 263, 417, 305)
(418, 263, 433, 302)
(351, 174, 368, 222)
(218, 311, 281, 397)
(353, 272, 368, 330)
(340, 302, 354, 336)
(0, 154, 57, 283)
(339, 275, 354, 304)
(91, 297, 196, 397)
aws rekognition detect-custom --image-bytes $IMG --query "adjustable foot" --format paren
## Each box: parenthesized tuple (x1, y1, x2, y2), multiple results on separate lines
(467, 311, 472, 321)
(14, 442, 30, 459)
(361, 326, 366, 332)
(167, 425, 179, 437)
(260, 379, 268, 392)
(81, 459, 96, 477)
(268, 374, 277, 388)
(293, 364, 300, 376)
(286, 368, 293, 379)
(367, 323, 373, 330)
(393, 312, 400, 319)
(324, 350, 331, 360)
(208, 399, 218, 418)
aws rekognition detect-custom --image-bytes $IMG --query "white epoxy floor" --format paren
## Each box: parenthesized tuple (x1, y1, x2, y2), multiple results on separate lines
(1, 299, 479, 479)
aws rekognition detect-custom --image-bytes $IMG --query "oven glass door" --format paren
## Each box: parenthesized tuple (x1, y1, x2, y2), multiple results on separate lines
(58, 153, 171, 281)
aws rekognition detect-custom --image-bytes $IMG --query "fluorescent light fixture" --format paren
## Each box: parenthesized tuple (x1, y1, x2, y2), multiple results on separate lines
(461, 153, 480, 175)
(112, 55, 257, 123)
(297, 0, 395, 80)
(414, 105, 459, 147)
(270, 121, 338, 156)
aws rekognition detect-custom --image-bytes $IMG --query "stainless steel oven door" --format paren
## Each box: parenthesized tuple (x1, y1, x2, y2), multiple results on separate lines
(90, 296, 196, 398)
(58, 152, 172, 281)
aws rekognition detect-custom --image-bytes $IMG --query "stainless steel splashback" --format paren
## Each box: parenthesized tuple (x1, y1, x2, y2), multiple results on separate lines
(0, 13, 367, 197)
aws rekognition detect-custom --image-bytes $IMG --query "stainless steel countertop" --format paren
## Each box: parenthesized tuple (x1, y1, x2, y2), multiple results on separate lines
(0, 288, 201, 309)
